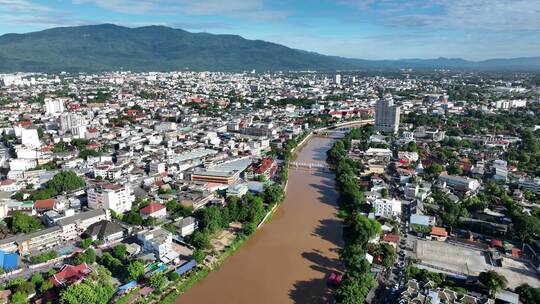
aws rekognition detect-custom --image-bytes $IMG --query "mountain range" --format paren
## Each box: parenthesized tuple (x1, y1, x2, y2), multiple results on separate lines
(0, 24, 539, 73)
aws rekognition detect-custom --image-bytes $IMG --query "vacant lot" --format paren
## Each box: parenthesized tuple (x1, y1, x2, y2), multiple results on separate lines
(414, 239, 539, 289)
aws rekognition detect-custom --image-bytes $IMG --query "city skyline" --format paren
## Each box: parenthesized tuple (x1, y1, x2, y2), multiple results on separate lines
(1, 0, 540, 61)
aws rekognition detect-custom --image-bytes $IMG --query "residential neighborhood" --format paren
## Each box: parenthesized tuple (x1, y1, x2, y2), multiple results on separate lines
(0, 70, 539, 303)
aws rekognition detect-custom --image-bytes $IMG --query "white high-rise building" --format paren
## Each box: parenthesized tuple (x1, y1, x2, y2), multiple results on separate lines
(60, 113, 87, 131)
(87, 183, 134, 214)
(375, 97, 400, 134)
(44, 98, 65, 115)
(334, 74, 341, 85)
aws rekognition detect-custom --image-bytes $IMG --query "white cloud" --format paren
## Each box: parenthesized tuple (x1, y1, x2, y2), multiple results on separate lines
(73, 0, 289, 21)
(342, 0, 540, 31)
(0, 0, 51, 13)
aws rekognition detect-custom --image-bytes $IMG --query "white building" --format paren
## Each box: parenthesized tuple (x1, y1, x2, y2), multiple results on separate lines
(21, 128, 40, 148)
(56, 209, 111, 241)
(375, 97, 400, 134)
(438, 174, 480, 193)
(334, 74, 341, 85)
(177, 216, 198, 237)
(9, 158, 36, 171)
(45, 98, 65, 115)
(137, 228, 178, 262)
(60, 113, 87, 132)
(0, 179, 20, 192)
(149, 161, 166, 174)
(226, 183, 248, 198)
(373, 198, 402, 218)
(519, 178, 540, 194)
(140, 203, 167, 220)
(87, 183, 134, 214)
(398, 151, 419, 162)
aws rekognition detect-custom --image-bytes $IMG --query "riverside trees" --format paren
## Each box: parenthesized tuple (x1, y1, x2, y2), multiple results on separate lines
(328, 125, 383, 303)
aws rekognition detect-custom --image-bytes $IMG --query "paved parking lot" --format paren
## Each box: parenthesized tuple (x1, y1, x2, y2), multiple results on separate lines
(414, 239, 540, 289)
(496, 256, 540, 289)
(415, 239, 487, 275)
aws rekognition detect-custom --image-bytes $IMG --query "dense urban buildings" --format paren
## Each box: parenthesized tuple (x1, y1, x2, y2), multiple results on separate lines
(0, 70, 539, 304)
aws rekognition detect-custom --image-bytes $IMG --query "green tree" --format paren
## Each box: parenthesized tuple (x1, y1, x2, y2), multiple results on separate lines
(30, 273, 44, 288)
(148, 273, 166, 292)
(334, 274, 376, 304)
(11, 291, 28, 304)
(81, 238, 93, 249)
(59, 280, 114, 304)
(29, 250, 57, 264)
(380, 243, 396, 268)
(195, 206, 223, 233)
(479, 270, 508, 297)
(84, 248, 96, 264)
(10, 211, 43, 233)
(15, 281, 35, 296)
(99, 253, 122, 274)
(515, 283, 540, 304)
(512, 214, 540, 242)
(112, 244, 127, 260)
(125, 211, 143, 226)
(189, 231, 211, 249)
(143, 216, 157, 227)
(262, 184, 284, 205)
(343, 212, 381, 246)
(168, 272, 180, 281)
(429, 163, 444, 175)
(193, 248, 206, 264)
(39, 280, 53, 293)
(47, 170, 86, 194)
(127, 261, 145, 281)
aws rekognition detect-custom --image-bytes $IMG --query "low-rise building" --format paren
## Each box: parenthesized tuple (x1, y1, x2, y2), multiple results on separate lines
(137, 228, 179, 263)
(373, 198, 402, 218)
(438, 174, 480, 193)
(140, 203, 166, 220)
(84, 220, 125, 244)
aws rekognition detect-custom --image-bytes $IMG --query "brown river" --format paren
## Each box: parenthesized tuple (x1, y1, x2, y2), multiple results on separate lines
(176, 136, 342, 304)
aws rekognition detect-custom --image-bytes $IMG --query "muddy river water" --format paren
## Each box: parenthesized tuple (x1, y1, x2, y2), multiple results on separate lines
(176, 136, 342, 304)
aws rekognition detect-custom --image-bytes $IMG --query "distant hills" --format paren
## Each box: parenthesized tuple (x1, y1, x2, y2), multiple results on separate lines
(0, 24, 539, 73)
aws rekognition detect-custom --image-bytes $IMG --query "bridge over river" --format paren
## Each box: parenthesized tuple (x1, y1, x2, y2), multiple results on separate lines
(177, 136, 343, 304)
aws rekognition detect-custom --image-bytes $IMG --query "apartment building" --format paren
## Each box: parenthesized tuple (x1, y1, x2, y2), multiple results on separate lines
(87, 183, 134, 213)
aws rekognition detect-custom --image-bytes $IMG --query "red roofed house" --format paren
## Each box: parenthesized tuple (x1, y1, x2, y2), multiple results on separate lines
(430, 226, 448, 241)
(140, 203, 166, 220)
(126, 109, 138, 117)
(86, 127, 99, 139)
(382, 233, 400, 243)
(490, 239, 503, 249)
(253, 157, 277, 179)
(14, 121, 32, 129)
(34, 198, 56, 211)
(86, 143, 99, 151)
(382, 234, 400, 249)
(50, 263, 95, 287)
(0, 179, 20, 192)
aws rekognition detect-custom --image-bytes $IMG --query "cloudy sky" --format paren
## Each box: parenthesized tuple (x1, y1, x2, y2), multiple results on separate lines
(1, 0, 539, 60)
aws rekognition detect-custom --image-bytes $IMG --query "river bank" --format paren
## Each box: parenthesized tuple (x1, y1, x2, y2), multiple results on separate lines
(175, 136, 342, 303)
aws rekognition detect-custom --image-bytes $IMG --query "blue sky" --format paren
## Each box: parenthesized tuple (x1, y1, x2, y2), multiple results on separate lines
(1, 0, 539, 60)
